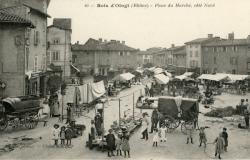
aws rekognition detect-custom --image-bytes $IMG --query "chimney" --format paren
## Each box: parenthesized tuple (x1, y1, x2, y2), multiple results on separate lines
(99, 38, 103, 42)
(171, 44, 175, 48)
(76, 41, 79, 44)
(110, 40, 116, 42)
(208, 34, 213, 38)
(104, 39, 107, 43)
(117, 40, 120, 43)
(122, 41, 125, 44)
(228, 32, 234, 40)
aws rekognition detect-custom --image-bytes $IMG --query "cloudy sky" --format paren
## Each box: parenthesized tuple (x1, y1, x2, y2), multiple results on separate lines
(48, 0, 250, 50)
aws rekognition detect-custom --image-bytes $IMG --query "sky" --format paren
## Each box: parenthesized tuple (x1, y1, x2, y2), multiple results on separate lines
(48, 0, 250, 50)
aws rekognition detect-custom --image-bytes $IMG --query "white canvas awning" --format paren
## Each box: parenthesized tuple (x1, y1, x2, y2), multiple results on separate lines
(216, 73, 250, 82)
(164, 71, 172, 77)
(114, 72, 135, 81)
(175, 75, 187, 80)
(198, 74, 228, 81)
(154, 74, 170, 84)
(183, 72, 194, 77)
(153, 68, 164, 75)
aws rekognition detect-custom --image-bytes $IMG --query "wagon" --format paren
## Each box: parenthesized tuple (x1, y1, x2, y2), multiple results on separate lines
(157, 96, 199, 134)
(0, 96, 42, 131)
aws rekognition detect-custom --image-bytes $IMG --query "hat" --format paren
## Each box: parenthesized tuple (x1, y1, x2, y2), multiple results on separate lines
(223, 127, 227, 131)
(108, 129, 113, 133)
(54, 124, 59, 128)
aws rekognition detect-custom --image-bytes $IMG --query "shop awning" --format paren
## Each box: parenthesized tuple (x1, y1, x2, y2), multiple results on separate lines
(154, 74, 170, 84)
(153, 68, 164, 75)
(71, 64, 80, 72)
(164, 71, 172, 77)
(25, 71, 42, 79)
(216, 73, 250, 82)
(198, 74, 228, 81)
(135, 69, 144, 74)
(175, 75, 187, 80)
(114, 72, 135, 81)
(183, 72, 194, 77)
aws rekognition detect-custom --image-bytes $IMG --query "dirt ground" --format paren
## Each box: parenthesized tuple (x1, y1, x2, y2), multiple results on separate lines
(0, 85, 250, 159)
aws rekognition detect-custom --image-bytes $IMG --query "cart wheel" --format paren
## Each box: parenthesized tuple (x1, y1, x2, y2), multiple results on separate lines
(163, 115, 180, 129)
(24, 115, 38, 129)
(0, 116, 8, 131)
(181, 122, 187, 135)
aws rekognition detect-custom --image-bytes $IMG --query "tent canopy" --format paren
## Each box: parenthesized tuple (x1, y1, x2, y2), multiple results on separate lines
(198, 74, 228, 81)
(153, 68, 164, 75)
(216, 73, 250, 82)
(164, 71, 172, 77)
(183, 72, 194, 77)
(175, 75, 187, 81)
(114, 72, 135, 81)
(154, 74, 170, 84)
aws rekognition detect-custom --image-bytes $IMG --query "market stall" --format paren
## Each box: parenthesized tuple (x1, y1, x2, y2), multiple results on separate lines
(113, 72, 135, 89)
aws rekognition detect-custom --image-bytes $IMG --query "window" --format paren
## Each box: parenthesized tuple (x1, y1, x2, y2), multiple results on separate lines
(52, 51, 60, 61)
(72, 55, 77, 63)
(247, 62, 250, 70)
(195, 45, 198, 48)
(53, 38, 60, 44)
(25, 47, 29, 70)
(214, 57, 217, 64)
(190, 51, 193, 57)
(223, 46, 227, 52)
(233, 46, 238, 52)
(195, 51, 198, 57)
(190, 45, 193, 49)
(230, 57, 237, 65)
(213, 47, 217, 52)
(34, 30, 39, 46)
(34, 56, 38, 71)
(119, 52, 123, 56)
(204, 47, 209, 52)
(42, 55, 46, 70)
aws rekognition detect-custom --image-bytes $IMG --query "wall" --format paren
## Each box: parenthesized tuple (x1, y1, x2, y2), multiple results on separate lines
(47, 27, 72, 78)
(0, 25, 26, 97)
(185, 44, 201, 69)
(202, 45, 250, 74)
(72, 50, 95, 72)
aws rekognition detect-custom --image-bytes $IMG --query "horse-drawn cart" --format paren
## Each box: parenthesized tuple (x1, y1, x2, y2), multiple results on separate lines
(0, 96, 41, 131)
(158, 96, 199, 134)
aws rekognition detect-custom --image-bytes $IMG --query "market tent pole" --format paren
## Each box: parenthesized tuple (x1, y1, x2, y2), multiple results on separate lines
(119, 98, 121, 126)
(102, 101, 104, 140)
(133, 92, 135, 120)
(140, 89, 142, 113)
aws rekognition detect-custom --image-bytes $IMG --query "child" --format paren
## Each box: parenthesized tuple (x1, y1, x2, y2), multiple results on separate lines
(159, 125, 167, 142)
(106, 129, 116, 157)
(199, 127, 207, 147)
(65, 125, 73, 146)
(90, 120, 96, 140)
(60, 126, 66, 146)
(116, 131, 123, 156)
(152, 128, 159, 147)
(214, 133, 224, 159)
(121, 129, 130, 158)
(186, 122, 194, 144)
(52, 124, 60, 146)
(222, 128, 228, 152)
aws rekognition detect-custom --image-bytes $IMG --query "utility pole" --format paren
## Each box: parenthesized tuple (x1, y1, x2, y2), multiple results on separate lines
(119, 98, 121, 126)
(133, 92, 135, 119)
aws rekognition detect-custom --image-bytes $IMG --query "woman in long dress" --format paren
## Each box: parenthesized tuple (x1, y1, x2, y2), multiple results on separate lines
(214, 133, 225, 159)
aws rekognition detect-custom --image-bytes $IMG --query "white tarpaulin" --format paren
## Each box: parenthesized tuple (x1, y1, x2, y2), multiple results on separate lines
(183, 72, 194, 77)
(198, 74, 228, 81)
(153, 68, 164, 75)
(154, 74, 170, 84)
(175, 75, 188, 80)
(91, 81, 106, 99)
(115, 72, 135, 81)
(165, 71, 172, 77)
(216, 73, 250, 82)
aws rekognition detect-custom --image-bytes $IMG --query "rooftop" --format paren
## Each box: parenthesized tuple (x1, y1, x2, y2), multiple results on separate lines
(0, 11, 35, 27)
(203, 39, 250, 46)
(72, 38, 137, 52)
(48, 18, 72, 30)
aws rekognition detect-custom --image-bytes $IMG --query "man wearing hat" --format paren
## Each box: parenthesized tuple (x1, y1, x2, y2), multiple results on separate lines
(106, 129, 116, 157)
(94, 112, 103, 137)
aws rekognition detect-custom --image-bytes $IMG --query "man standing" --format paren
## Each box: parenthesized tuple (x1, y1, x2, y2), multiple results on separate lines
(244, 108, 249, 128)
(222, 128, 228, 152)
(141, 113, 149, 140)
(94, 112, 103, 137)
(150, 109, 159, 133)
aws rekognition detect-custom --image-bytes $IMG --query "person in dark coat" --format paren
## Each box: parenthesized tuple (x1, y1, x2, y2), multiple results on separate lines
(65, 125, 73, 146)
(149, 87, 154, 97)
(150, 109, 159, 133)
(244, 109, 249, 128)
(65, 104, 72, 124)
(222, 128, 228, 152)
(106, 129, 116, 157)
(94, 112, 103, 137)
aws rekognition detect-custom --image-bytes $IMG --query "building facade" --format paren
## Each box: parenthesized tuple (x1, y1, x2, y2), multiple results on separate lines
(185, 34, 219, 73)
(202, 33, 250, 75)
(71, 38, 138, 77)
(47, 18, 72, 80)
(0, 0, 50, 97)
(136, 51, 153, 67)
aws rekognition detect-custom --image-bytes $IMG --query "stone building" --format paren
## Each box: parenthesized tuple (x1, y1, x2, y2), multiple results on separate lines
(185, 34, 220, 73)
(0, 0, 50, 97)
(202, 33, 250, 75)
(71, 38, 138, 78)
(47, 18, 72, 80)
(136, 48, 162, 67)
(172, 45, 186, 74)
